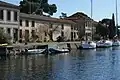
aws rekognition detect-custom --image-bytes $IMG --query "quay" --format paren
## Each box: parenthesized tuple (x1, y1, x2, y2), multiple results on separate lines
(11, 42, 81, 49)
(0, 42, 82, 56)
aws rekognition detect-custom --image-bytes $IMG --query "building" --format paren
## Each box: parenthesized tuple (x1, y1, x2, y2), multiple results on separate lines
(19, 13, 77, 42)
(0, 1, 20, 43)
(0, 1, 99, 43)
(65, 12, 97, 40)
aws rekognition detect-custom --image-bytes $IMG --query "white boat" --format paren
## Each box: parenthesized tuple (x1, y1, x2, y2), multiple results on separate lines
(81, 41, 96, 49)
(49, 48, 69, 54)
(24, 45, 48, 55)
(96, 40, 112, 48)
(48, 44, 70, 54)
(27, 49, 47, 54)
(112, 40, 120, 46)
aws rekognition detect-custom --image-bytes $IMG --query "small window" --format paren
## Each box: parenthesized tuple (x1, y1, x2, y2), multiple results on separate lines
(32, 21, 35, 27)
(49, 24, 52, 28)
(71, 25, 73, 30)
(71, 32, 73, 41)
(20, 20, 22, 26)
(25, 20, 29, 27)
(0, 28, 3, 31)
(0, 10, 3, 20)
(7, 28, 11, 34)
(7, 11, 11, 21)
(31, 30, 35, 37)
(74, 32, 76, 38)
(74, 26, 77, 30)
(14, 11, 17, 21)
(61, 31, 64, 37)
(61, 24, 64, 29)
(20, 30, 22, 38)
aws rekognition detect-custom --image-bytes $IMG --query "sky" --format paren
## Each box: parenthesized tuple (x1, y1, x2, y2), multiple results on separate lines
(2, 0, 120, 24)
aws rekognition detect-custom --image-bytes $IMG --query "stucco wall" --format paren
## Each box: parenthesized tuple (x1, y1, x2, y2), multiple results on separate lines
(52, 24, 61, 41)
(63, 24, 72, 41)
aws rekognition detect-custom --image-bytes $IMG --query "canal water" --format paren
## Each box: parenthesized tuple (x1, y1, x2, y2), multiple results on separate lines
(0, 47, 120, 80)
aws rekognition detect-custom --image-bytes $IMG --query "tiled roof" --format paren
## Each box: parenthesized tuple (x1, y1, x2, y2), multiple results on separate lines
(20, 13, 76, 24)
(67, 12, 93, 21)
(0, 1, 19, 9)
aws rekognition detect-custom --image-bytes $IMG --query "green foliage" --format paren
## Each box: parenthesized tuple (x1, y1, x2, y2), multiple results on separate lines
(96, 23, 109, 38)
(93, 34, 101, 41)
(0, 29, 11, 44)
(100, 14, 116, 39)
(101, 18, 111, 25)
(19, 0, 57, 16)
(59, 12, 67, 18)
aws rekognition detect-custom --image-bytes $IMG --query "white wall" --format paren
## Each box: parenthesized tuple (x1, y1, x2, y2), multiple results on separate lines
(63, 24, 72, 41)
(52, 24, 61, 41)
(20, 17, 77, 42)
(20, 19, 50, 42)
(36, 21, 49, 41)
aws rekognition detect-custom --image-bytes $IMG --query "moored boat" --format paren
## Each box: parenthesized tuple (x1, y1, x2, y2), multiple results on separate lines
(81, 41, 96, 49)
(20, 45, 48, 55)
(96, 40, 112, 48)
(26, 49, 47, 55)
(48, 48, 69, 54)
(112, 40, 120, 46)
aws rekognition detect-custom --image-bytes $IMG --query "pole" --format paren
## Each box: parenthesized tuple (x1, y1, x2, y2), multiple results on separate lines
(91, 0, 93, 40)
(91, 0, 93, 19)
(116, 0, 118, 36)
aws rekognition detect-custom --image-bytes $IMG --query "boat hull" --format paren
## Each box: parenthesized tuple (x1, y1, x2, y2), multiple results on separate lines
(112, 41, 120, 46)
(21, 49, 48, 55)
(96, 45, 112, 48)
(96, 40, 112, 48)
(49, 48, 69, 54)
(81, 42, 96, 49)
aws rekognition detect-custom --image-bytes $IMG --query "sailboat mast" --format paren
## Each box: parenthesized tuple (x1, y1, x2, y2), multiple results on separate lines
(116, 0, 118, 36)
(91, 0, 93, 19)
(91, 0, 93, 40)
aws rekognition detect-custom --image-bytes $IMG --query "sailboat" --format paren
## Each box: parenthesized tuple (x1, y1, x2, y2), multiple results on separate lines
(81, 40, 96, 49)
(112, 0, 120, 46)
(96, 39, 113, 48)
(80, 0, 96, 49)
(112, 39, 120, 46)
(112, 36, 120, 46)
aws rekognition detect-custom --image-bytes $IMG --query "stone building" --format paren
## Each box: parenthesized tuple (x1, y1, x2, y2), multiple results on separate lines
(0, 1, 99, 43)
(65, 12, 97, 40)
(19, 13, 77, 42)
(0, 1, 20, 43)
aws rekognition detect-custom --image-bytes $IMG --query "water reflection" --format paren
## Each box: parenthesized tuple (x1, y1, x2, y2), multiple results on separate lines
(0, 47, 120, 79)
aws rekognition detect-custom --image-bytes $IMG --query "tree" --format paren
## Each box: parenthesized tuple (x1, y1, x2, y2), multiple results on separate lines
(96, 23, 109, 38)
(111, 13, 116, 37)
(19, 0, 57, 16)
(59, 12, 67, 18)
(101, 18, 111, 25)
(100, 14, 116, 39)
(0, 29, 11, 44)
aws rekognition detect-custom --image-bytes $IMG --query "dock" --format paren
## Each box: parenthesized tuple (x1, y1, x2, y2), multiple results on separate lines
(0, 42, 82, 56)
